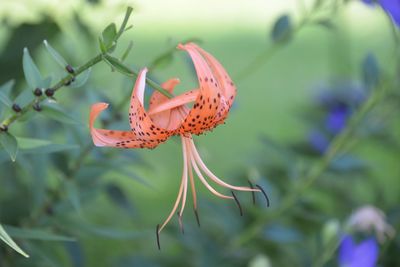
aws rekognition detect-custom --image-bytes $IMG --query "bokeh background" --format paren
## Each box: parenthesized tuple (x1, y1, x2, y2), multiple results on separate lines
(0, 0, 399, 266)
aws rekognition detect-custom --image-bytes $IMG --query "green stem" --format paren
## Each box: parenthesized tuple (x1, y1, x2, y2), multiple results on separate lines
(103, 54, 174, 98)
(233, 84, 383, 247)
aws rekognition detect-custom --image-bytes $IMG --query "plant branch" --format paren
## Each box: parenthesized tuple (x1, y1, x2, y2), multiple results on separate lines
(232, 82, 385, 247)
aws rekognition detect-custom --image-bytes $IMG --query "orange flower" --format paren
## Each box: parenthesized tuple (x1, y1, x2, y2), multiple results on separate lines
(90, 43, 269, 248)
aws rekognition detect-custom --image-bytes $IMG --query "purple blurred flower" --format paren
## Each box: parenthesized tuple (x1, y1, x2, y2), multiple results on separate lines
(339, 235, 379, 267)
(362, 0, 400, 27)
(308, 130, 329, 153)
(326, 103, 349, 134)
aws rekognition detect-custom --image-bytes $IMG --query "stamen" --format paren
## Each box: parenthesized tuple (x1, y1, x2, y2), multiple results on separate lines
(248, 180, 256, 205)
(156, 224, 161, 250)
(158, 137, 188, 233)
(177, 212, 185, 234)
(188, 138, 259, 193)
(190, 151, 233, 199)
(194, 208, 201, 227)
(255, 184, 270, 207)
(231, 191, 243, 216)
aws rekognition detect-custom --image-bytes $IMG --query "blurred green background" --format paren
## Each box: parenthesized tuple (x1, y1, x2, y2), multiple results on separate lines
(0, 0, 399, 266)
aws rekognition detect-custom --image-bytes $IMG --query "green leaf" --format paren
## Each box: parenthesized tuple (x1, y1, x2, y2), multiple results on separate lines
(0, 80, 15, 107)
(4, 225, 75, 241)
(14, 88, 34, 107)
(0, 132, 18, 161)
(121, 41, 133, 62)
(69, 68, 91, 88)
(271, 14, 292, 43)
(0, 224, 29, 258)
(0, 79, 14, 95)
(43, 40, 68, 68)
(66, 180, 81, 214)
(102, 23, 117, 50)
(40, 102, 80, 124)
(362, 53, 380, 90)
(23, 47, 43, 88)
(98, 37, 107, 53)
(116, 6, 134, 41)
(0, 91, 12, 108)
(16, 137, 79, 154)
(103, 55, 135, 77)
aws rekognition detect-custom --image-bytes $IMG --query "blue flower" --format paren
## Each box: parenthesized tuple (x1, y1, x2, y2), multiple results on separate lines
(308, 130, 330, 153)
(325, 103, 349, 134)
(339, 235, 379, 267)
(362, 0, 400, 27)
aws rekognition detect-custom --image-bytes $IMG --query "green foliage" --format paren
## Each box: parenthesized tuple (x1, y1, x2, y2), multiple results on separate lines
(0, 132, 18, 161)
(0, 224, 29, 258)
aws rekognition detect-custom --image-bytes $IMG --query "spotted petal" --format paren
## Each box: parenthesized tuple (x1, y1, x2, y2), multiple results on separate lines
(128, 68, 174, 148)
(177, 43, 222, 135)
(189, 43, 236, 125)
(90, 103, 144, 148)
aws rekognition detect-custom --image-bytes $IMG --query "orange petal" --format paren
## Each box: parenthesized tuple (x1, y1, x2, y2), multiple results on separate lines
(189, 43, 236, 125)
(90, 102, 144, 148)
(128, 68, 174, 147)
(148, 89, 199, 116)
(177, 43, 221, 135)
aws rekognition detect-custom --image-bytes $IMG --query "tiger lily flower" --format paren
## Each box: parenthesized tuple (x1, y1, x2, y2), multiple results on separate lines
(90, 43, 269, 248)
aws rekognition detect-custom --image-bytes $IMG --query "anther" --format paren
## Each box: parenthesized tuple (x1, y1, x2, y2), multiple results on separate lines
(33, 88, 42, 96)
(45, 88, 55, 97)
(12, 104, 22, 113)
(194, 208, 201, 227)
(177, 212, 184, 234)
(156, 224, 161, 250)
(255, 184, 270, 207)
(248, 180, 256, 205)
(65, 64, 75, 74)
(231, 191, 243, 216)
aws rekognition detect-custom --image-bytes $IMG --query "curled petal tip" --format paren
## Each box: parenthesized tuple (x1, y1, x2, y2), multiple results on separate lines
(177, 43, 185, 50)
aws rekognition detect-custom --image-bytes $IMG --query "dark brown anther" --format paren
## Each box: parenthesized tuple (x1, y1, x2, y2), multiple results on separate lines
(65, 64, 75, 74)
(231, 191, 243, 216)
(12, 104, 22, 113)
(0, 124, 8, 132)
(45, 88, 55, 97)
(248, 180, 256, 205)
(33, 102, 42, 112)
(194, 208, 201, 227)
(255, 184, 270, 207)
(177, 212, 184, 235)
(156, 224, 161, 250)
(33, 88, 42, 96)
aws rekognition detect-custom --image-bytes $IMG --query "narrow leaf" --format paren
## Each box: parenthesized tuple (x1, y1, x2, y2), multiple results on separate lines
(102, 23, 117, 50)
(0, 132, 18, 161)
(16, 137, 79, 154)
(43, 40, 68, 68)
(116, 6, 134, 41)
(0, 80, 15, 107)
(0, 224, 29, 258)
(40, 102, 80, 124)
(69, 68, 91, 88)
(121, 41, 133, 62)
(23, 47, 43, 88)
(5, 225, 75, 241)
